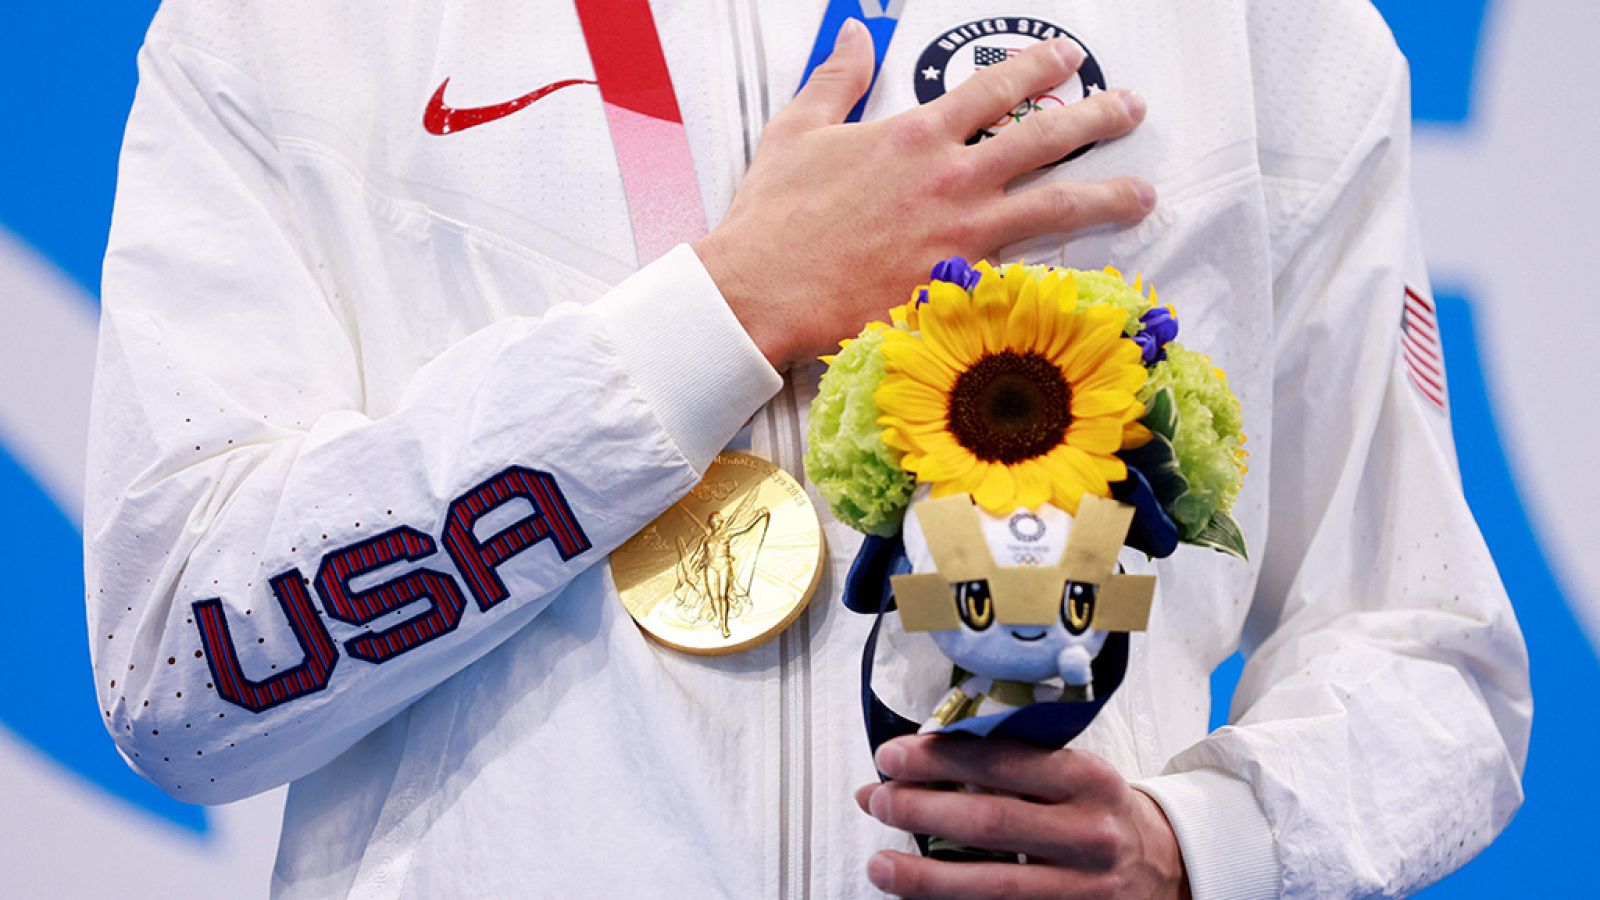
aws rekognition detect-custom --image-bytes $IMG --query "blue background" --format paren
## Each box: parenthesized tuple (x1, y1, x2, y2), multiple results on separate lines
(1, 0, 1591, 892)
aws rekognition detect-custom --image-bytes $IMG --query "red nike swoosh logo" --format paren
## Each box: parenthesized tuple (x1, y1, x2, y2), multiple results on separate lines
(423, 77, 596, 135)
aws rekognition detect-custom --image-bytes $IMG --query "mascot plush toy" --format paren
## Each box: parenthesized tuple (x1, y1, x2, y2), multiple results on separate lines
(897, 492, 1154, 732)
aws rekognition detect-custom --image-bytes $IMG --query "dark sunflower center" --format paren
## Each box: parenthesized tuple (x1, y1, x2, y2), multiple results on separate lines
(947, 351, 1073, 464)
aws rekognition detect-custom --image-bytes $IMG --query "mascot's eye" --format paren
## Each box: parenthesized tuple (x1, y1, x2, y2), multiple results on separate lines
(953, 580, 994, 631)
(1061, 581, 1097, 635)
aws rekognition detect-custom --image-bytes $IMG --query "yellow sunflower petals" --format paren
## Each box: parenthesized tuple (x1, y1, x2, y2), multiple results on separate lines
(1058, 271, 1080, 310)
(1038, 276, 1083, 361)
(1046, 465, 1096, 514)
(1074, 359, 1147, 395)
(879, 427, 915, 453)
(918, 443, 978, 482)
(880, 335, 959, 391)
(1122, 420, 1154, 449)
(896, 287, 924, 331)
(1066, 416, 1124, 454)
(881, 327, 965, 379)
(1005, 277, 1048, 355)
(918, 429, 967, 456)
(1000, 262, 1032, 304)
(971, 267, 1011, 354)
(1056, 443, 1127, 484)
(928, 459, 987, 499)
(1048, 446, 1116, 503)
(1091, 453, 1127, 483)
(1013, 459, 1054, 509)
(1071, 388, 1138, 419)
(877, 414, 948, 437)
(829, 260, 1194, 522)
(920, 284, 984, 364)
(973, 463, 1018, 514)
(874, 381, 948, 427)
(1057, 311, 1125, 381)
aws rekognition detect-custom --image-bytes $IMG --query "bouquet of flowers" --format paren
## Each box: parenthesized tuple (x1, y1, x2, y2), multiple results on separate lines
(806, 256, 1247, 560)
(808, 257, 1249, 758)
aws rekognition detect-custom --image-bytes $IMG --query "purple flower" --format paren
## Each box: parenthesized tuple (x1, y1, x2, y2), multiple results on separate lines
(1134, 306, 1179, 364)
(929, 257, 981, 291)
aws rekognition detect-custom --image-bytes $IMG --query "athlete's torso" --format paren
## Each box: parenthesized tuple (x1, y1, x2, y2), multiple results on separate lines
(132, 1, 1400, 895)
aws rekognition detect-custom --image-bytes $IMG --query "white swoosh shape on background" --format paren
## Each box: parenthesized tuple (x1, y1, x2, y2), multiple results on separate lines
(1411, 0, 1600, 645)
(0, 228, 287, 898)
(0, 226, 97, 526)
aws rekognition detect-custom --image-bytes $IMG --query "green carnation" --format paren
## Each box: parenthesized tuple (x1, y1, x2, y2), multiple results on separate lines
(1071, 268, 1154, 336)
(1138, 343, 1247, 539)
(804, 327, 915, 536)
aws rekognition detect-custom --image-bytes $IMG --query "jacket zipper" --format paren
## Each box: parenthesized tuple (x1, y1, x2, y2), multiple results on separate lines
(726, 3, 812, 898)
(770, 373, 813, 900)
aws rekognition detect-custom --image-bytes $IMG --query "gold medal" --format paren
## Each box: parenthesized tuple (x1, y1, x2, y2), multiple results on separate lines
(612, 451, 824, 655)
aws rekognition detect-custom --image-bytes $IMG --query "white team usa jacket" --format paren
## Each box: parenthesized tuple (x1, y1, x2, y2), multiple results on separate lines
(88, 1, 1530, 897)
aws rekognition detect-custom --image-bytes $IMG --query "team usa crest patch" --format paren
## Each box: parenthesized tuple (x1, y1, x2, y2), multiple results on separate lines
(914, 17, 1107, 166)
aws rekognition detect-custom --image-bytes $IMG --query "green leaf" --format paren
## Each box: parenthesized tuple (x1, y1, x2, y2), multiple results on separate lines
(1141, 386, 1179, 440)
(1191, 510, 1248, 560)
(1124, 431, 1189, 507)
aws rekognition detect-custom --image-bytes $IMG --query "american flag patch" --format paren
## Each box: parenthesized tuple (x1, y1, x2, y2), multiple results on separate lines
(973, 45, 1022, 67)
(1402, 285, 1447, 410)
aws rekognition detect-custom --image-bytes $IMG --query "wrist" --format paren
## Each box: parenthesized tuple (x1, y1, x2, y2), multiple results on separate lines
(1133, 769, 1280, 900)
(595, 244, 784, 470)
(1133, 789, 1192, 900)
(692, 230, 794, 370)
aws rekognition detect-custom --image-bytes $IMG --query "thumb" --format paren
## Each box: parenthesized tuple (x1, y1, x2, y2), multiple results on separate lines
(782, 18, 875, 129)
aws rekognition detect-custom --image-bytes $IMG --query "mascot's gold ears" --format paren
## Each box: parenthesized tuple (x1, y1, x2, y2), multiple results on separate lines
(891, 494, 1156, 634)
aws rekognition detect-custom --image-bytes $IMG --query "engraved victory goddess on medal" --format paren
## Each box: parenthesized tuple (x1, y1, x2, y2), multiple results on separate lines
(613, 452, 824, 655)
(674, 489, 770, 638)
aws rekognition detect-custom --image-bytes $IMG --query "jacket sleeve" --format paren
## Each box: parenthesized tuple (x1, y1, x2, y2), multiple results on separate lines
(86, 35, 781, 804)
(1133, 39, 1531, 900)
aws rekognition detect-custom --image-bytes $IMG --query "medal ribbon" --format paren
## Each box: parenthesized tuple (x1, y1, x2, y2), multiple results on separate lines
(574, 0, 905, 264)
(573, 0, 708, 264)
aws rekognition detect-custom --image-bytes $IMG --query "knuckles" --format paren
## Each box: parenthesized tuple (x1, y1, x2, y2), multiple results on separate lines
(1085, 92, 1133, 136)
(922, 152, 978, 200)
(1062, 747, 1123, 788)
(871, 783, 909, 827)
(1043, 185, 1084, 229)
(1075, 811, 1131, 867)
(975, 68, 1025, 113)
(886, 109, 947, 153)
(1017, 107, 1070, 153)
(968, 797, 1017, 842)
(974, 869, 1030, 900)
(937, 210, 986, 255)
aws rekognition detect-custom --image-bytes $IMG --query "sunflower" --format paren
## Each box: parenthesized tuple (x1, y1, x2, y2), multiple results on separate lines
(874, 262, 1150, 515)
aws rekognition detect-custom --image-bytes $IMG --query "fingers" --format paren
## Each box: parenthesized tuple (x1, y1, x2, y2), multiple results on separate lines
(929, 38, 1086, 139)
(987, 177, 1156, 248)
(859, 782, 1088, 862)
(775, 18, 876, 132)
(978, 88, 1147, 176)
(874, 735, 1125, 803)
(867, 850, 1108, 900)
